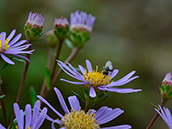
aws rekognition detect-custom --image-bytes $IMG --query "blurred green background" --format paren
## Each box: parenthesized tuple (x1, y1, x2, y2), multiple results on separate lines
(1, 0, 172, 128)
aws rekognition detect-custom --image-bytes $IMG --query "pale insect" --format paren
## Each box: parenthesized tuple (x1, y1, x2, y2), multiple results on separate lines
(103, 61, 113, 76)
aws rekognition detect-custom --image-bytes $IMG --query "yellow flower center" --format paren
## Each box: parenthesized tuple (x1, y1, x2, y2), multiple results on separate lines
(83, 66, 111, 88)
(0, 37, 10, 52)
(61, 109, 100, 129)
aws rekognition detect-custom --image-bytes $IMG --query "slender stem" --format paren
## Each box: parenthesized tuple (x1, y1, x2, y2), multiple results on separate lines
(0, 82, 7, 128)
(40, 47, 54, 97)
(44, 47, 79, 98)
(146, 97, 167, 129)
(9, 46, 32, 129)
(51, 40, 63, 80)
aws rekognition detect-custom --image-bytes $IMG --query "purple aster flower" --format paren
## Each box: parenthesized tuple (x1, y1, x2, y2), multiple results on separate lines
(37, 88, 132, 129)
(155, 105, 172, 129)
(25, 12, 44, 28)
(14, 100, 47, 129)
(0, 100, 47, 129)
(0, 29, 34, 65)
(57, 60, 141, 98)
(70, 11, 95, 32)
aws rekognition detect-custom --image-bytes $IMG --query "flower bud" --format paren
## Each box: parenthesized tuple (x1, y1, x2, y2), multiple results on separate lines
(24, 12, 44, 43)
(45, 30, 58, 48)
(68, 11, 95, 48)
(160, 72, 172, 100)
(54, 18, 69, 41)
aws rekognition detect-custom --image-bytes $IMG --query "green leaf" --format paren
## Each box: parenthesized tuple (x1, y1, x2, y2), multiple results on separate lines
(45, 67, 51, 89)
(151, 103, 159, 109)
(0, 62, 9, 73)
(0, 95, 5, 99)
(30, 87, 37, 107)
(72, 91, 85, 102)
(65, 39, 73, 49)
(95, 93, 108, 104)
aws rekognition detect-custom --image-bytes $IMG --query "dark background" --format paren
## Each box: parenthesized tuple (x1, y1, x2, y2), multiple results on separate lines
(1, 0, 172, 128)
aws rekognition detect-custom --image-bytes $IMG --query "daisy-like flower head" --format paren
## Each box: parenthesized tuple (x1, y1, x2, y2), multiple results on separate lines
(155, 105, 172, 129)
(54, 18, 69, 41)
(37, 88, 132, 129)
(57, 59, 141, 98)
(0, 29, 34, 65)
(160, 72, 172, 100)
(70, 11, 95, 32)
(24, 12, 44, 42)
(0, 100, 47, 129)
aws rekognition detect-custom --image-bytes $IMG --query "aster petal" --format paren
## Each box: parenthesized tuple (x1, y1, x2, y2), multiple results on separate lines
(68, 96, 80, 111)
(10, 40, 27, 47)
(60, 78, 86, 85)
(105, 76, 139, 87)
(110, 69, 119, 79)
(98, 87, 142, 93)
(0, 124, 6, 129)
(7, 29, 16, 41)
(9, 33, 22, 45)
(95, 106, 109, 119)
(0, 54, 15, 64)
(97, 108, 124, 125)
(37, 95, 63, 118)
(101, 125, 132, 129)
(14, 103, 24, 129)
(89, 86, 96, 98)
(86, 59, 92, 71)
(67, 62, 83, 77)
(31, 100, 41, 127)
(25, 104, 32, 128)
(1, 32, 6, 50)
(51, 119, 63, 129)
(32, 107, 47, 129)
(58, 63, 84, 81)
(54, 87, 70, 114)
(78, 65, 85, 74)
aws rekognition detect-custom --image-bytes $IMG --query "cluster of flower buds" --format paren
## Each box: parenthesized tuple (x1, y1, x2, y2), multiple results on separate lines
(24, 12, 44, 43)
(160, 72, 172, 100)
(54, 18, 69, 42)
(68, 11, 95, 48)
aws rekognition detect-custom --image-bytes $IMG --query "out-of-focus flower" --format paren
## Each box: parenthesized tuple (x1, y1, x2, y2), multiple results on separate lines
(54, 18, 69, 41)
(68, 11, 96, 48)
(155, 105, 172, 129)
(0, 29, 34, 65)
(46, 30, 58, 48)
(57, 60, 141, 98)
(0, 100, 47, 129)
(160, 72, 172, 100)
(24, 12, 44, 43)
(38, 88, 132, 129)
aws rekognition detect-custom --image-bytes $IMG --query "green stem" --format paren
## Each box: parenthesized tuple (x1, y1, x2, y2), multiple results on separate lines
(44, 47, 79, 98)
(0, 79, 7, 128)
(9, 45, 32, 129)
(146, 97, 167, 129)
(40, 47, 54, 97)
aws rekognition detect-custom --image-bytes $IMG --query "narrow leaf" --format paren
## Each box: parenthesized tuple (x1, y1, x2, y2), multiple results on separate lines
(45, 67, 51, 89)
(30, 87, 37, 107)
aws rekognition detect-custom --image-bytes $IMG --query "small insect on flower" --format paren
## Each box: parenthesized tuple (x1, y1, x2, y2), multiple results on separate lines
(102, 61, 113, 76)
